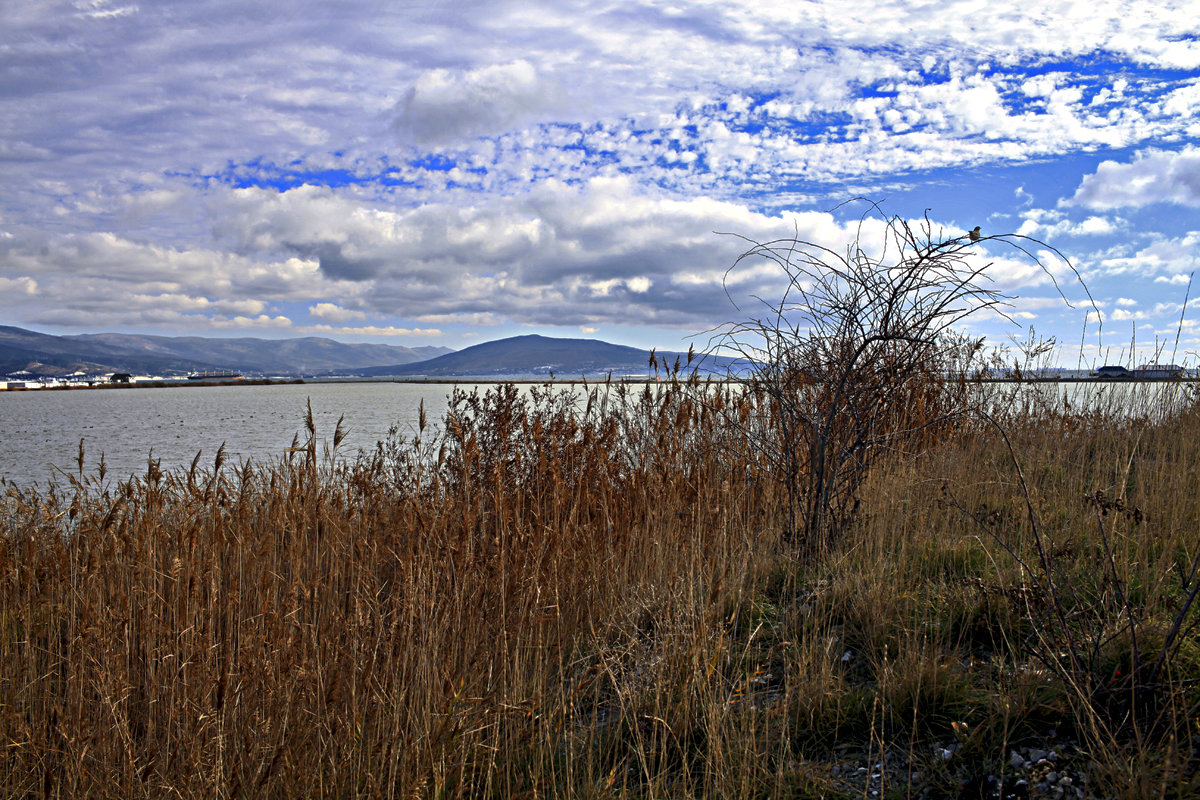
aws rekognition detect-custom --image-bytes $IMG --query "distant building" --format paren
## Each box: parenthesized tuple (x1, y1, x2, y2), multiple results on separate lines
(1133, 364, 1184, 380)
(110, 373, 132, 384)
(1092, 364, 1184, 380)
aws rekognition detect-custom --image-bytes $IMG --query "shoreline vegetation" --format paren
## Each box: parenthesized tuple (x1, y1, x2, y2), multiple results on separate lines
(3, 377, 1199, 798)
(5, 374, 1200, 392)
(4, 213, 1198, 798)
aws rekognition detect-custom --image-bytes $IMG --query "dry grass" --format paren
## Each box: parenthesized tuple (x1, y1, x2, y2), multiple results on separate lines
(2, 377, 1199, 798)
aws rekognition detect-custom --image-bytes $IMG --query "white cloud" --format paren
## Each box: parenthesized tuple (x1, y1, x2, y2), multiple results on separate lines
(299, 324, 441, 337)
(1075, 216, 1118, 235)
(309, 302, 367, 323)
(414, 312, 501, 326)
(197, 180, 1094, 335)
(1067, 146, 1200, 208)
(393, 60, 566, 144)
(1155, 274, 1192, 285)
(76, 3, 138, 20)
(1104, 300, 1184, 324)
(1096, 231, 1200, 277)
(1013, 295, 1100, 312)
(210, 314, 293, 330)
(0, 229, 364, 331)
(0, 276, 38, 294)
(1162, 80, 1200, 117)
(212, 178, 831, 327)
(1017, 209, 1123, 238)
(124, 293, 266, 316)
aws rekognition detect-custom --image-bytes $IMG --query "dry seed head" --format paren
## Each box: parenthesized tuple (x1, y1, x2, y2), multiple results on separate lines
(304, 398, 316, 436)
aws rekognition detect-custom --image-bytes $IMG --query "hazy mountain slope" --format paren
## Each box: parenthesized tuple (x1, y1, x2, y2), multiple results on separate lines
(0, 326, 453, 376)
(0, 326, 199, 375)
(355, 334, 733, 377)
(68, 332, 452, 373)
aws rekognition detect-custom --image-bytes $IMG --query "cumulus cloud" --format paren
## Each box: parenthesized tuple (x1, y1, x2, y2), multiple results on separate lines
(213, 178, 793, 327)
(299, 324, 441, 337)
(210, 314, 293, 330)
(0, 228, 364, 331)
(1162, 81, 1200, 117)
(309, 302, 367, 323)
(1103, 300, 1182, 324)
(1067, 147, 1200, 208)
(204, 179, 1087, 337)
(414, 312, 502, 326)
(1155, 274, 1192, 285)
(1095, 231, 1200, 277)
(1017, 208, 1124, 238)
(393, 60, 566, 144)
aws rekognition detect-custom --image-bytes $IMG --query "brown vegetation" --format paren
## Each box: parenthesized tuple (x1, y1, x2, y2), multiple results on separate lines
(2, 375, 1199, 798)
(711, 203, 1090, 553)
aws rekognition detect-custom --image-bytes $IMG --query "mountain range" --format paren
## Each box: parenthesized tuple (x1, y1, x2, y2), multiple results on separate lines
(0, 326, 452, 377)
(1, 326, 737, 379)
(352, 334, 730, 378)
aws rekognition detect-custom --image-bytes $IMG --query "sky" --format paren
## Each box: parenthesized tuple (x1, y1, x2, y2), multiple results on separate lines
(1, 0, 1198, 366)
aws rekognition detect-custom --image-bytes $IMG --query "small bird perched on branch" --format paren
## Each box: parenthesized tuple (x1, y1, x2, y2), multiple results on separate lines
(968, 225, 981, 242)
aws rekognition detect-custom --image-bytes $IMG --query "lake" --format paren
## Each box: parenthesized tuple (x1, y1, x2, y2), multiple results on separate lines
(0, 382, 466, 488)
(3, 378, 1194, 489)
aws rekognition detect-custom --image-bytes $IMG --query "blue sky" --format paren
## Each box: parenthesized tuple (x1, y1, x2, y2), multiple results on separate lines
(1, 0, 1198, 365)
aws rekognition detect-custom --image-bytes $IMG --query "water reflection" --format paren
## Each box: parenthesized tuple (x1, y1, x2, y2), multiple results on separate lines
(0, 382, 462, 488)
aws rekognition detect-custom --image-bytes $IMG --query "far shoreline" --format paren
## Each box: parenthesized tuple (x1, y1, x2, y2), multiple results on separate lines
(4, 375, 1200, 392)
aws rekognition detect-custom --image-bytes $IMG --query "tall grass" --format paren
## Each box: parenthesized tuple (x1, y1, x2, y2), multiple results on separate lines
(2, 375, 1199, 798)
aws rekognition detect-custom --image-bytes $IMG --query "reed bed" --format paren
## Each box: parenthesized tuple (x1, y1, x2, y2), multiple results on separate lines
(2, 377, 1199, 798)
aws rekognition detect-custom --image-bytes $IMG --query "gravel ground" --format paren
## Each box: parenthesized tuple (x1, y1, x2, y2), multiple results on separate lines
(824, 737, 1106, 799)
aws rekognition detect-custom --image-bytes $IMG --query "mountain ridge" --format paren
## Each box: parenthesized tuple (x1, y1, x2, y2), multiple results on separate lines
(0, 326, 452, 376)
(352, 333, 735, 378)
(1, 326, 737, 380)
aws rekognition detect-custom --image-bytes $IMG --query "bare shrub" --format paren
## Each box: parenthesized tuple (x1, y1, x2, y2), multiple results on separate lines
(710, 201, 1085, 553)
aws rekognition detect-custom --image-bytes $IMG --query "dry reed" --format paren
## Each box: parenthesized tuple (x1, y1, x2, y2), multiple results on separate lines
(2, 376, 1198, 798)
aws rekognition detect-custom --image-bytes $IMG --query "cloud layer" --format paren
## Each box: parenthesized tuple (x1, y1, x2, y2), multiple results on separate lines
(1068, 147, 1200, 209)
(1, 0, 1198, 359)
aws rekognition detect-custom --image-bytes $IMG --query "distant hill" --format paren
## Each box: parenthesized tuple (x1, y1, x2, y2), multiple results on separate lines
(0, 325, 453, 377)
(353, 334, 738, 378)
(1, 326, 739, 381)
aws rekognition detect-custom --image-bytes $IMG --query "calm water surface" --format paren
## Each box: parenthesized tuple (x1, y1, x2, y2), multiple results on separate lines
(3, 378, 1193, 489)
(0, 382, 465, 488)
